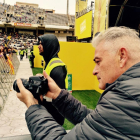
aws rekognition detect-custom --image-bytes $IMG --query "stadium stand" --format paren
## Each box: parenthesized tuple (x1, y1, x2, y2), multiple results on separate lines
(0, 2, 75, 25)
(0, 2, 75, 43)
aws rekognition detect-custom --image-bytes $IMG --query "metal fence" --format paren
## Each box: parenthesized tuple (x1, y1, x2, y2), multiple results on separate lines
(0, 53, 20, 113)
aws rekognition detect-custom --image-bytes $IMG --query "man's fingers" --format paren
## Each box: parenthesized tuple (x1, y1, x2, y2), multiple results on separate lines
(17, 79, 25, 92)
(44, 91, 53, 98)
(43, 71, 54, 82)
(43, 70, 48, 78)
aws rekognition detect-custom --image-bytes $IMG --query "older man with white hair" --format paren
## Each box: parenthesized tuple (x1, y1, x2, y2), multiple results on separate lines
(16, 27, 140, 140)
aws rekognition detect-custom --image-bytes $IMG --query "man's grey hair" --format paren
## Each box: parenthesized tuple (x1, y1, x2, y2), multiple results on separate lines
(92, 26, 140, 60)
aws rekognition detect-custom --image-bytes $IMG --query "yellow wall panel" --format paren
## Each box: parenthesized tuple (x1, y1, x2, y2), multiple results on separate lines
(33, 42, 103, 93)
(33, 45, 43, 69)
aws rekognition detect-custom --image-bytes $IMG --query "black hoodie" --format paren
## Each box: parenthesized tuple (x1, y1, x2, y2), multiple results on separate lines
(38, 34, 67, 125)
(38, 34, 60, 67)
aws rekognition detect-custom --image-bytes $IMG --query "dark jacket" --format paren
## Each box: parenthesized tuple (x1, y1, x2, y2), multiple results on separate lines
(38, 34, 67, 125)
(30, 49, 35, 60)
(26, 62, 140, 140)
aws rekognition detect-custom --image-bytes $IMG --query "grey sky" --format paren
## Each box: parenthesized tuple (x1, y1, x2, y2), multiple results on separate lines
(0, 0, 93, 15)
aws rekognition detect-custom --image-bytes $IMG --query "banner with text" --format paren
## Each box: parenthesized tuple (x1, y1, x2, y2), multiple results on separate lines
(75, 10, 92, 39)
(14, 23, 31, 27)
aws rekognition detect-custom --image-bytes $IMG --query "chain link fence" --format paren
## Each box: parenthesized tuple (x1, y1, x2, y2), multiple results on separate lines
(0, 53, 20, 113)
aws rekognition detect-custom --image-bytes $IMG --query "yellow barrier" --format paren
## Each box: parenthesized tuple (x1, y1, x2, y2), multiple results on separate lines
(33, 45, 43, 68)
(33, 42, 103, 93)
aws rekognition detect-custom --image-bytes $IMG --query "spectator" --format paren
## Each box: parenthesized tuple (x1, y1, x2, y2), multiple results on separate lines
(19, 48, 24, 61)
(3, 47, 8, 61)
(0, 46, 3, 56)
(25, 47, 28, 58)
(29, 48, 35, 68)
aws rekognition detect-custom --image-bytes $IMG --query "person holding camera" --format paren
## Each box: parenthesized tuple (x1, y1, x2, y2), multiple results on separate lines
(16, 27, 140, 139)
(36, 34, 68, 126)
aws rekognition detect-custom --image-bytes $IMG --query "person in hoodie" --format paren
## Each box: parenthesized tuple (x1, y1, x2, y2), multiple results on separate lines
(37, 34, 68, 125)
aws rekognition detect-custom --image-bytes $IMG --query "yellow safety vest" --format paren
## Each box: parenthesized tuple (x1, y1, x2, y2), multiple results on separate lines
(45, 58, 68, 89)
(20, 50, 24, 55)
(30, 51, 33, 55)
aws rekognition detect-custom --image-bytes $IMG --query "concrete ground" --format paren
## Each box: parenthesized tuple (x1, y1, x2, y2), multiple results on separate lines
(0, 55, 32, 138)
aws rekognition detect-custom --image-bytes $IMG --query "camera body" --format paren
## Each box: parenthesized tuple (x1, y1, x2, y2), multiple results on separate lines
(13, 76, 49, 100)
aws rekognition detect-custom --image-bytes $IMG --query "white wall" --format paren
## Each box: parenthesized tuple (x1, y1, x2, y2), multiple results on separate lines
(44, 33, 73, 41)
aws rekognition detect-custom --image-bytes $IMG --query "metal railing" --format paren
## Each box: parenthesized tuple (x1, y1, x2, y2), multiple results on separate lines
(0, 53, 20, 113)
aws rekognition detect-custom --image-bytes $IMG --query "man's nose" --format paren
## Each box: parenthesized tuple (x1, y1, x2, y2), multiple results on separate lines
(93, 66, 98, 75)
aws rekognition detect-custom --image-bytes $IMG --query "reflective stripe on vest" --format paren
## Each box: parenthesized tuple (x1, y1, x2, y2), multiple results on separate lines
(20, 50, 24, 55)
(45, 58, 68, 89)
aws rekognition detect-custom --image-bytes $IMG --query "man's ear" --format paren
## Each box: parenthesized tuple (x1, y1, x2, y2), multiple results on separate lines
(119, 48, 128, 68)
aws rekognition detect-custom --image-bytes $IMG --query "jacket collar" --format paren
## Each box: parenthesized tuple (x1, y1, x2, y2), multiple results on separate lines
(105, 62, 140, 89)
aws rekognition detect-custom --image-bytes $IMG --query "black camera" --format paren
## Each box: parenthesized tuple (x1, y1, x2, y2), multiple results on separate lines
(13, 76, 49, 100)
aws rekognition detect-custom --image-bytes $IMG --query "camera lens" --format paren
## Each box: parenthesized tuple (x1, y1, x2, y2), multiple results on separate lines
(13, 79, 29, 93)
(13, 80, 20, 92)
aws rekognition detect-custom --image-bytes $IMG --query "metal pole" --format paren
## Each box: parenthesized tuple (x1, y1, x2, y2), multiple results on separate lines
(67, 0, 69, 15)
(3, 0, 5, 4)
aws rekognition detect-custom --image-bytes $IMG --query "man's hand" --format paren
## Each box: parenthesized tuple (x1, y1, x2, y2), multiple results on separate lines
(16, 79, 38, 108)
(43, 71, 61, 100)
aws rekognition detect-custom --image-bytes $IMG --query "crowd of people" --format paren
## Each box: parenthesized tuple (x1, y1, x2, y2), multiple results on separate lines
(0, 31, 36, 76)
(0, 32, 34, 47)
(0, 2, 75, 27)
(0, 2, 75, 26)
(0, 44, 17, 75)
(0, 3, 42, 24)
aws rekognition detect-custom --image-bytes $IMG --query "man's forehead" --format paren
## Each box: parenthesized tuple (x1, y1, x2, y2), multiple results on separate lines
(94, 43, 108, 59)
(94, 46, 104, 56)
